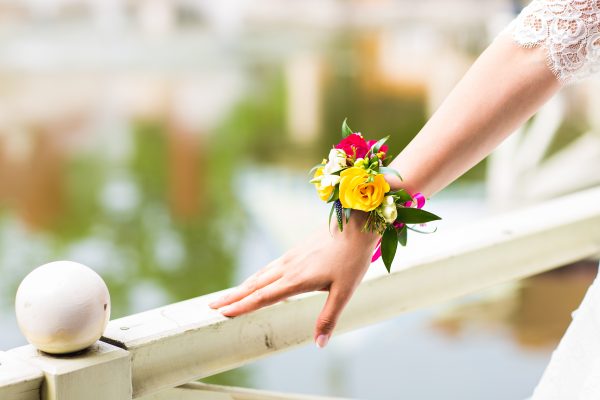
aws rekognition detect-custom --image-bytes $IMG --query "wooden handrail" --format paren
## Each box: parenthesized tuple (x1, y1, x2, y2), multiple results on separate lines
(102, 186, 600, 398)
(3, 186, 600, 400)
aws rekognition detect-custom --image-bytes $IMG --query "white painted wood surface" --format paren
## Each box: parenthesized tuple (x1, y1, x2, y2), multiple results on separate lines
(8, 342, 131, 400)
(141, 382, 347, 400)
(102, 187, 600, 399)
(0, 351, 43, 400)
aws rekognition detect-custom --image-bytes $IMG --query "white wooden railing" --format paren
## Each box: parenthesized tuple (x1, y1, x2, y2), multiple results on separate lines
(2, 186, 600, 400)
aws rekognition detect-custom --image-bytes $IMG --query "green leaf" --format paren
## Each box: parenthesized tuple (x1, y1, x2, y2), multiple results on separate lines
(407, 225, 438, 235)
(328, 203, 335, 228)
(397, 226, 408, 246)
(370, 136, 389, 154)
(308, 163, 324, 177)
(326, 185, 339, 203)
(379, 166, 402, 180)
(381, 227, 398, 273)
(396, 207, 441, 224)
(344, 207, 351, 223)
(389, 189, 413, 203)
(341, 118, 353, 138)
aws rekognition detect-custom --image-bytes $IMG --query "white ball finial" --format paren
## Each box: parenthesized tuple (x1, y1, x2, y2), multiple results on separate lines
(15, 261, 111, 354)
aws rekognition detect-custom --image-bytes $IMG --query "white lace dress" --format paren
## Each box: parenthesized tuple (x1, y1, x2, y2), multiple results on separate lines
(509, 0, 600, 84)
(506, 1, 600, 398)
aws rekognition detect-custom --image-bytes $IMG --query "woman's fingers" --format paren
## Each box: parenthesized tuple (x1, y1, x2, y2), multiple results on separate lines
(314, 285, 352, 348)
(208, 263, 281, 309)
(218, 278, 303, 317)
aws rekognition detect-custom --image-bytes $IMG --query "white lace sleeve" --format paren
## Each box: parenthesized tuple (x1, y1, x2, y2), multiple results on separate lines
(507, 0, 600, 83)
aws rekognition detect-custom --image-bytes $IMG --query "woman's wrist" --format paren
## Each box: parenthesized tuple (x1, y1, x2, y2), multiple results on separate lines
(329, 209, 381, 249)
(383, 174, 404, 192)
(383, 170, 424, 198)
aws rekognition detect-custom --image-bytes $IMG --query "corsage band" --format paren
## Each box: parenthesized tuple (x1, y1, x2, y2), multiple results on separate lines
(310, 120, 441, 272)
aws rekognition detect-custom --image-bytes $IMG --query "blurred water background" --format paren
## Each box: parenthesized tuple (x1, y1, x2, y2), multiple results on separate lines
(1, 1, 599, 399)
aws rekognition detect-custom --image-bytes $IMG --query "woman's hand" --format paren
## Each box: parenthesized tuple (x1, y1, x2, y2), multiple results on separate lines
(208, 211, 379, 348)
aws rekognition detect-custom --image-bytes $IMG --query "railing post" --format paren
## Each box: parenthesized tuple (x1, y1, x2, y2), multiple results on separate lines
(0, 351, 43, 400)
(8, 342, 131, 400)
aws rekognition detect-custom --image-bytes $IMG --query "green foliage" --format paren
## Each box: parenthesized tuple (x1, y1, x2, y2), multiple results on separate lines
(342, 118, 353, 138)
(398, 225, 408, 246)
(328, 202, 336, 228)
(379, 166, 402, 179)
(381, 227, 398, 273)
(389, 189, 413, 203)
(308, 163, 325, 177)
(327, 185, 339, 203)
(344, 207, 351, 223)
(369, 136, 389, 155)
(395, 207, 441, 224)
(408, 225, 438, 235)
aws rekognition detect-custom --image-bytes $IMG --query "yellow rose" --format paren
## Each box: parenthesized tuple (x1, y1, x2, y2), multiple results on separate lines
(313, 167, 334, 201)
(339, 167, 390, 211)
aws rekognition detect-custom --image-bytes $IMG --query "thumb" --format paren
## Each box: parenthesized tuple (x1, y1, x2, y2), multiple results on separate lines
(314, 286, 351, 348)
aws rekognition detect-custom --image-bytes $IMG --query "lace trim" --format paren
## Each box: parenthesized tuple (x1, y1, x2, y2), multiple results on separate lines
(507, 0, 600, 83)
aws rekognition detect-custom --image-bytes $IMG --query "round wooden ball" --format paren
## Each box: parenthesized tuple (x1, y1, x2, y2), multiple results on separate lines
(15, 261, 111, 354)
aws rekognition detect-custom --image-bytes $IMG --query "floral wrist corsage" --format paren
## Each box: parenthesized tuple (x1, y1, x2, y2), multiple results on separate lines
(310, 119, 441, 272)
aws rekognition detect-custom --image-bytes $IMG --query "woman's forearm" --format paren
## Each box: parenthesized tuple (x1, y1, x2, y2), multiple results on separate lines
(213, 0, 600, 348)
(386, 34, 562, 197)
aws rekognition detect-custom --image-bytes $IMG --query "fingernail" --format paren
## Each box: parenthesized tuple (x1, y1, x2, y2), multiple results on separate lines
(208, 300, 220, 308)
(219, 306, 233, 315)
(315, 334, 329, 349)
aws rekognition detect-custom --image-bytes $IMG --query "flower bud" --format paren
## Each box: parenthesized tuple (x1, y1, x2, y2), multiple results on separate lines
(382, 204, 397, 224)
(383, 195, 395, 206)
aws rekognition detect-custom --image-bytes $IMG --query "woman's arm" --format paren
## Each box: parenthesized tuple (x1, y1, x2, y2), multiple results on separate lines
(209, 32, 561, 347)
(386, 34, 561, 197)
(210, 0, 600, 345)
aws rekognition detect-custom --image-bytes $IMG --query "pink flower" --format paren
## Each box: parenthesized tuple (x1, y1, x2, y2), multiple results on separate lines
(335, 133, 370, 159)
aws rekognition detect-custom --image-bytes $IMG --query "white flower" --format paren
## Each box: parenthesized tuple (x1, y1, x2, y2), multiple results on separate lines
(381, 204, 397, 224)
(324, 149, 347, 174)
(310, 170, 340, 188)
(383, 195, 395, 206)
(320, 174, 340, 187)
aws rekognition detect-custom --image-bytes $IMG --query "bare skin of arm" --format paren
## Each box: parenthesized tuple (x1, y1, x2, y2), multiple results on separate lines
(208, 34, 562, 348)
